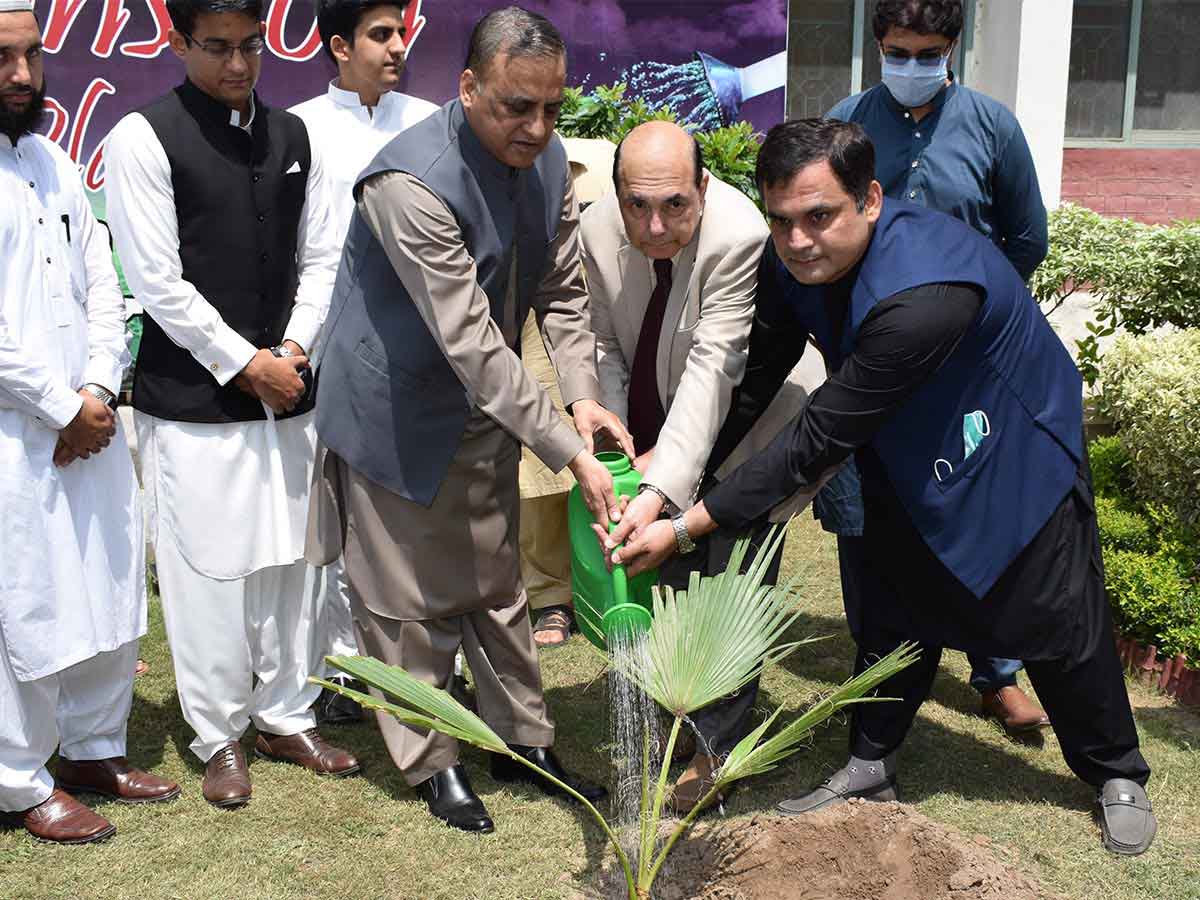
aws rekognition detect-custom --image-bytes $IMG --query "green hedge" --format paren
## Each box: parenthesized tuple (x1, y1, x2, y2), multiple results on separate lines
(557, 83, 762, 206)
(1031, 204, 1200, 385)
(1090, 437, 1200, 663)
(1100, 330, 1200, 528)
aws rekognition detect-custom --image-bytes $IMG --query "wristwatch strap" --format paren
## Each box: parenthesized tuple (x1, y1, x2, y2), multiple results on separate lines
(81, 383, 117, 411)
(670, 513, 696, 556)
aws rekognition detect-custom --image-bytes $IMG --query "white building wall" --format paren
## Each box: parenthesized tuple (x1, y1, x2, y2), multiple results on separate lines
(965, 0, 1074, 209)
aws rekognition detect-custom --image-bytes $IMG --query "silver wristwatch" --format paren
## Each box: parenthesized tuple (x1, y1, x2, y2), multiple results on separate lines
(81, 382, 117, 410)
(270, 344, 296, 358)
(670, 513, 696, 555)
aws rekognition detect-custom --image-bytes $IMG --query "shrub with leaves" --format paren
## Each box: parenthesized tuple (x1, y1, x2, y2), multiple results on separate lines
(556, 82, 764, 208)
(695, 121, 762, 206)
(1099, 330, 1200, 527)
(1103, 548, 1192, 651)
(1031, 204, 1200, 385)
(1096, 495, 1155, 554)
(1087, 434, 1135, 500)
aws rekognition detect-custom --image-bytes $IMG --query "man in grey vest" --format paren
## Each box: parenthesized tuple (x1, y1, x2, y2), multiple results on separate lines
(308, 6, 631, 834)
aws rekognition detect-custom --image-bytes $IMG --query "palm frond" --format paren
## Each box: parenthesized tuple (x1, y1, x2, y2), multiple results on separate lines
(714, 642, 922, 786)
(319, 655, 509, 754)
(609, 525, 826, 717)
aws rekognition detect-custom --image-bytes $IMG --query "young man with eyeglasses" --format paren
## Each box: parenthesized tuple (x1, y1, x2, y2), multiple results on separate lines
(290, 0, 438, 727)
(820, 0, 1052, 738)
(103, 0, 360, 809)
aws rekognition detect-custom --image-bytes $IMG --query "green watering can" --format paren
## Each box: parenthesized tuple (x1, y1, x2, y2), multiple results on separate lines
(567, 452, 659, 649)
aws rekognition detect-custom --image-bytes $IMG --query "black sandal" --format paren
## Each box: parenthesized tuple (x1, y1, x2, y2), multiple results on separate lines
(533, 605, 574, 649)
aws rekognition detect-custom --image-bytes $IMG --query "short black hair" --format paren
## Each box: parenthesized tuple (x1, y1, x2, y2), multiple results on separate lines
(166, 0, 262, 36)
(612, 133, 704, 193)
(872, 0, 963, 42)
(315, 0, 409, 63)
(756, 119, 875, 212)
(464, 6, 565, 81)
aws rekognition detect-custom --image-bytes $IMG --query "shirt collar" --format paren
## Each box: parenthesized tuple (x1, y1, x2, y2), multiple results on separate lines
(327, 79, 393, 112)
(230, 94, 256, 131)
(453, 98, 519, 185)
(178, 78, 263, 131)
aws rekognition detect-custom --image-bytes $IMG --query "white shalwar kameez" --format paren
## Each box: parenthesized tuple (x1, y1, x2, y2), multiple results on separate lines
(0, 133, 144, 811)
(289, 82, 437, 662)
(104, 103, 339, 763)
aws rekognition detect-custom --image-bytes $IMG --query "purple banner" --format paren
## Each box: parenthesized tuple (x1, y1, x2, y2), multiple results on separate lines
(32, 0, 786, 207)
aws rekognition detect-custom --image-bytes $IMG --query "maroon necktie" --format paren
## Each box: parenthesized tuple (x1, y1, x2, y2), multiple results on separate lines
(627, 259, 672, 455)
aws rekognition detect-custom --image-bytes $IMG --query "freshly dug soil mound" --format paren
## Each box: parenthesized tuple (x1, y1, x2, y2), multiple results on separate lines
(648, 801, 1055, 900)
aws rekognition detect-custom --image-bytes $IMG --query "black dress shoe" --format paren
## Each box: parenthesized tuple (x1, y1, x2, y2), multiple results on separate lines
(314, 678, 365, 726)
(415, 764, 494, 834)
(491, 745, 608, 804)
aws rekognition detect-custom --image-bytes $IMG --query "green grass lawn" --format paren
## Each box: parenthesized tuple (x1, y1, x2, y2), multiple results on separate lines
(3, 517, 1198, 899)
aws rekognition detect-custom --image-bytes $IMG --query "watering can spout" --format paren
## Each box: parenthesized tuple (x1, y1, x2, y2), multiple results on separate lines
(600, 566, 653, 647)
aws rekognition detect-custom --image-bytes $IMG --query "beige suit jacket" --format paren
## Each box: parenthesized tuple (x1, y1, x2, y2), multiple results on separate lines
(581, 174, 811, 514)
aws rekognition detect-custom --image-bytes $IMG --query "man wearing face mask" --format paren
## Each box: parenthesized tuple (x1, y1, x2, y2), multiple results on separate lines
(291, 0, 438, 726)
(821, 0, 1051, 737)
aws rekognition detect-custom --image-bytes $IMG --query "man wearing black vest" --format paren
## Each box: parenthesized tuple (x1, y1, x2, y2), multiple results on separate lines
(105, 0, 359, 809)
(307, 7, 630, 833)
(613, 120, 1156, 856)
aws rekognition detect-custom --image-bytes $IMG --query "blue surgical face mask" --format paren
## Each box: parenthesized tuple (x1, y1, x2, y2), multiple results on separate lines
(880, 52, 949, 109)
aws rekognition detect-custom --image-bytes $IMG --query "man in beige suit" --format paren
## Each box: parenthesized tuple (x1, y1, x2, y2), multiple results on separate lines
(581, 121, 804, 813)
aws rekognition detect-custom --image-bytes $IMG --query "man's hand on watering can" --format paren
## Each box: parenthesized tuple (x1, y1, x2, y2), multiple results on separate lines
(571, 399, 636, 458)
(568, 449, 623, 527)
(603, 489, 664, 556)
(610, 518, 677, 576)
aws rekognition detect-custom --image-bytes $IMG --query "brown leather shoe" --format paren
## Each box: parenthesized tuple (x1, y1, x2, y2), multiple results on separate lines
(3, 788, 115, 844)
(254, 728, 360, 777)
(669, 753, 726, 815)
(55, 757, 181, 805)
(981, 684, 1051, 735)
(202, 742, 252, 808)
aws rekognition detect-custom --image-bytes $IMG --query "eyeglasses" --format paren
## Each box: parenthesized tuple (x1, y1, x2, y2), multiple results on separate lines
(881, 45, 952, 67)
(181, 31, 265, 61)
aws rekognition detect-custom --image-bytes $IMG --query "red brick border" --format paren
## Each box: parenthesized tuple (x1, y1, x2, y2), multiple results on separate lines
(1062, 148, 1200, 224)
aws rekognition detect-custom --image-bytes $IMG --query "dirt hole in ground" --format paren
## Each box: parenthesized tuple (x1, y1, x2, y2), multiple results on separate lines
(610, 802, 1058, 900)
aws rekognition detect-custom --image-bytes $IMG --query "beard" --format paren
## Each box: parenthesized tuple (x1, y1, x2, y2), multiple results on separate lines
(0, 79, 47, 141)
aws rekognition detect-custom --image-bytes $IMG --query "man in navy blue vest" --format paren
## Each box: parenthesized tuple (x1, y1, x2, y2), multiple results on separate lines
(611, 120, 1156, 855)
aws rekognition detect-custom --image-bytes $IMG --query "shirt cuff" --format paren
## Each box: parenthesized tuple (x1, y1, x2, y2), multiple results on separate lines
(530, 418, 586, 475)
(282, 306, 321, 358)
(559, 371, 602, 411)
(193, 326, 258, 387)
(82, 355, 126, 398)
(41, 385, 85, 430)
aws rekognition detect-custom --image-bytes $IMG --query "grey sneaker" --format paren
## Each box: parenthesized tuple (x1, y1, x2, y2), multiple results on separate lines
(777, 762, 898, 816)
(1097, 778, 1156, 855)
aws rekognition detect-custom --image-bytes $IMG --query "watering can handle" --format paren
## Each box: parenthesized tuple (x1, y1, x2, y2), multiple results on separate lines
(608, 520, 630, 606)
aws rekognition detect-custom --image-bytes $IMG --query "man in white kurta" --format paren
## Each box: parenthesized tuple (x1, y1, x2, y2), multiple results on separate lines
(290, 0, 438, 724)
(103, 2, 358, 808)
(0, 0, 179, 844)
